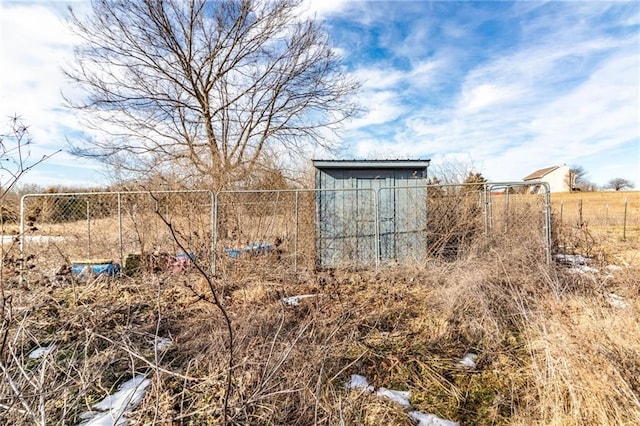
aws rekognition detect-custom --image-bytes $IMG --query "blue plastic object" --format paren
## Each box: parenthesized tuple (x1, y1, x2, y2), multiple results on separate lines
(225, 242, 272, 258)
(71, 261, 121, 277)
(176, 252, 196, 260)
(224, 248, 242, 258)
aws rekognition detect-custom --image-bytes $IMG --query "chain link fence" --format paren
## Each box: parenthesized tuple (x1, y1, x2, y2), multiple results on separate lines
(15, 183, 551, 280)
(211, 184, 551, 273)
(485, 183, 552, 263)
(379, 182, 552, 264)
(19, 191, 214, 280)
(213, 189, 317, 275)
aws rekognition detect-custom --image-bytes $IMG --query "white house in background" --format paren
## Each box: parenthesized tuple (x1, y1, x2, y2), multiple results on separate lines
(523, 165, 571, 193)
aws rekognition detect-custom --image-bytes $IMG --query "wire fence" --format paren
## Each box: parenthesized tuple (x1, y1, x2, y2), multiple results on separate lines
(13, 183, 552, 280)
(554, 195, 639, 237)
(18, 191, 214, 277)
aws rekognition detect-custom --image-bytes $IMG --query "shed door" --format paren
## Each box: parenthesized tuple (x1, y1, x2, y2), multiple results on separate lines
(377, 172, 428, 263)
(315, 169, 378, 268)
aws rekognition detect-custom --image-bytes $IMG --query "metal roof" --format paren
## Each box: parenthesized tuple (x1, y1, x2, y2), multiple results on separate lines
(313, 159, 431, 169)
(523, 165, 559, 181)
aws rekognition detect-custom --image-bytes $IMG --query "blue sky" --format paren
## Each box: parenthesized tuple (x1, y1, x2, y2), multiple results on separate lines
(1, 0, 639, 189)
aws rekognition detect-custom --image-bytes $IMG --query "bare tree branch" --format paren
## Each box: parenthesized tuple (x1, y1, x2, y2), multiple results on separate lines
(0, 115, 60, 200)
(148, 190, 234, 423)
(65, 0, 359, 189)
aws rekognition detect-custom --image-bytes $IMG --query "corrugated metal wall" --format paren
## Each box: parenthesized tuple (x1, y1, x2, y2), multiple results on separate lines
(314, 161, 429, 268)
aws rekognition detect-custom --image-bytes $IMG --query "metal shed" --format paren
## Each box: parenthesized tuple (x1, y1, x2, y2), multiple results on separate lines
(313, 159, 431, 268)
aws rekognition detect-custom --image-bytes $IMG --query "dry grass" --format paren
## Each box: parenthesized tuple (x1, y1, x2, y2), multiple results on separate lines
(1, 189, 638, 424)
(1, 233, 638, 425)
(550, 191, 640, 266)
(551, 191, 640, 237)
(518, 288, 640, 425)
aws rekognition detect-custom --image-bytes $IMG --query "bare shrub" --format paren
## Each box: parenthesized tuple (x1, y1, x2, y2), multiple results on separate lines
(426, 186, 484, 258)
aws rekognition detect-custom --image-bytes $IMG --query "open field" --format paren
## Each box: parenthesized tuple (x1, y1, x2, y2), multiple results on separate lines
(551, 191, 639, 228)
(550, 191, 640, 266)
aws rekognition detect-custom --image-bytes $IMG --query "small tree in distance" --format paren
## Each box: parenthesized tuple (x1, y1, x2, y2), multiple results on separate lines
(1, 116, 57, 200)
(605, 178, 634, 191)
(463, 172, 487, 191)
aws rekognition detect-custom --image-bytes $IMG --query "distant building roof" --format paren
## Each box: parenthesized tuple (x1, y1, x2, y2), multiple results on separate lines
(523, 166, 560, 181)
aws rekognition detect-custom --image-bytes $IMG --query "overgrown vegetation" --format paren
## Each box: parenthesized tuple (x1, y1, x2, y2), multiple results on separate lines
(1, 191, 638, 424)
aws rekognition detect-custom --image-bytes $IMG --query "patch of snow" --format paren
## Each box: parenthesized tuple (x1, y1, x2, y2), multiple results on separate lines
(154, 337, 172, 351)
(346, 374, 374, 392)
(458, 353, 478, 369)
(28, 344, 56, 359)
(566, 265, 599, 274)
(345, 373, 458, 425)
(608, 293, 630, 309)
(606, 264, 623, 272)
(80, 374, 151, 426)
(554, 254, 591, 265)
(376, 387, 411, 407)
(410, 411, 460, 426)
(79, 410, 129, 426)
(281, 294, 321, 306)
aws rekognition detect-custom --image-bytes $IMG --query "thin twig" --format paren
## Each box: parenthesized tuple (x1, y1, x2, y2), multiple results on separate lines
(149, 190, 235, 423)
(0, 360, 38, 423)
(92, 332, 202, 383)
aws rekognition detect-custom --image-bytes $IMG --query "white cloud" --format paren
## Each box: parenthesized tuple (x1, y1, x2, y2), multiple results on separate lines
(0, 5, 76, 123)
(1, 1, 638, 189)
(340, 1, 639, 186)
(527, 54, 639, 145)
(351, 66, 407, 91)
(344, 58, 445, 131)
(348, 90, 406, 129)
(300, 0, 350, 19)
(458, 83, 523, 114)
(406, 59, 444, 88)
(0, 3, 106, 187)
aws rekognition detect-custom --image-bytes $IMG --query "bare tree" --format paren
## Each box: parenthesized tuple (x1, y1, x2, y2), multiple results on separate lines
(429, 158, 483, 185)
(606, 177, 634, 191)
(1, 115, 59, 229)
(1, 117, 57, 425)
(566, 165, 594, 191)
(65, 0, 359, 189)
